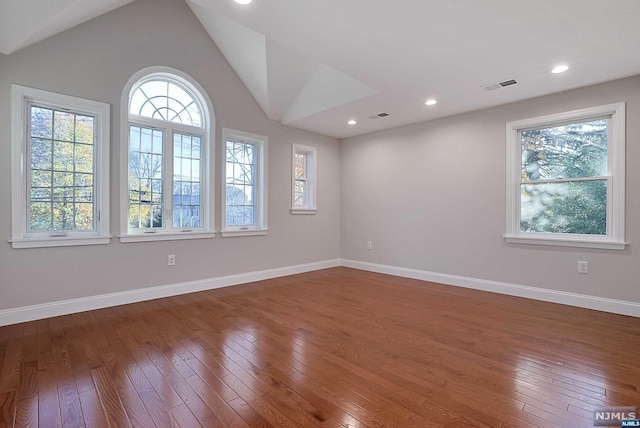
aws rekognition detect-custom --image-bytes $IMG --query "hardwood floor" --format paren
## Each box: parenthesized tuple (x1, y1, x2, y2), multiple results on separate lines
(1, 267, 639, 427)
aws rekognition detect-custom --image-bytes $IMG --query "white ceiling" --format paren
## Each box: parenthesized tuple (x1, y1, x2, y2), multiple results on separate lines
(2, 0, 640, 139)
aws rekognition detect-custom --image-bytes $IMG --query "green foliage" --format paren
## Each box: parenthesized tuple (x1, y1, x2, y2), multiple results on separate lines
(520, 120, 608, 235)
(29, 106, 95, 232)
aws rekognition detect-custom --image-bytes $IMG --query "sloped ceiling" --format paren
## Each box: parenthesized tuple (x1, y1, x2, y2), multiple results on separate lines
(2, 0, 640, 139)
(0, 0, 135, 56)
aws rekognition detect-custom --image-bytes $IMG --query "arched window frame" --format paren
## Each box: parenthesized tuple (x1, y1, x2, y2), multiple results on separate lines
(119, 66, 216, 242)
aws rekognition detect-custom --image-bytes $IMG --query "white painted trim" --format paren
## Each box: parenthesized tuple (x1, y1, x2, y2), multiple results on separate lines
(341, 259, 640, 318)
(220, 229, 268, 238)
(221, 128, 268, 233)
(0, 259, 341, 327)
(119, 232, 216, 243)
(9, 236, 111, 249)
(504, 235, 626, 250)
(505, 102, 626, 249)
(291, 143, 317, 212)
(120, 66, 216, 239)
(11, 85, 111, 249)
(290, 209, 318, 215)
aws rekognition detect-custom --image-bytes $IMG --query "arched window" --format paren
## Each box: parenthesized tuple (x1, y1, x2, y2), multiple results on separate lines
(120, 67, 215, 241)
(129, 80, 202, 127)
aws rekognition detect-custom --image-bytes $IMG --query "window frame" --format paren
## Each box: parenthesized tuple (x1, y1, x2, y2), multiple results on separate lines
(10, 85, 111, 249)
(505, 102, 626, 250)
(221, 128, 268, 237)
(290, 144, 317, 215)
(119, 66, 216, 243)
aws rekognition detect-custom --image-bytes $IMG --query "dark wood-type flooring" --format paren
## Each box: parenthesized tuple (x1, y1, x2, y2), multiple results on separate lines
(1, 267, 640, 427)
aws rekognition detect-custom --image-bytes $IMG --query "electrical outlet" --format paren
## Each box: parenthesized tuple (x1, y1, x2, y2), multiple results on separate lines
(367, 241, 372, 250)
(578, 261, 588, 274)
(168, 254, 176, 266)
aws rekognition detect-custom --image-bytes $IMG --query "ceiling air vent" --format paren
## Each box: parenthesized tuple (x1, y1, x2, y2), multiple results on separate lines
(482, 78, 518, 92)
(369, 112, 390, 119)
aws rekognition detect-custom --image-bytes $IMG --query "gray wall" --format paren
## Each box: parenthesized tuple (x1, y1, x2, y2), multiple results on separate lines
(0, 0, 341, 310)
(342, 75, 640, 303)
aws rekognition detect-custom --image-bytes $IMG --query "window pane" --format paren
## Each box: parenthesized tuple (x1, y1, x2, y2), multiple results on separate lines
(30, 106, 53, 138)
(53, 141, 74, 171)
(75, 115, 94, 144)
(521, 119, 607, 181)
(30, 202, 51, 231)
(129, 125, 164, 230)
(141, 128, 152, 152)
(130, 80, 203, 128)
(28, 106, 97, 233)
(226, 140, 257, 227)
(294, 180, 306, 207)
(74, 144, 93, 173)
(172, 132, 202, 229)
(31, 187, 51, 202)
(75, 203, 94, 230)
(31, 169, 52, 188)
(52, 203, 74, 230)
(30, 138, 52, 170)
(521, 180, 607, 235)
(54, 111, 75, 141)
(294, 153, 306, 179)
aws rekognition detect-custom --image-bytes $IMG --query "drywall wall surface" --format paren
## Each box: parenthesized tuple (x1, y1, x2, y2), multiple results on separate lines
(341, 75, 640, 303)
(0, 0, 341, 310)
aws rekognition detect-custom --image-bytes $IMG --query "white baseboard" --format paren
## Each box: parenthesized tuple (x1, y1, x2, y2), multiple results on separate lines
(0, 259, 341, 327)
(341, 259, 640, 318)
(3, 257, 638, 326)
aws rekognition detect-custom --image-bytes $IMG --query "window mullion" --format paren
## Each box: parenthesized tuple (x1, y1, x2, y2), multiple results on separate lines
(520, 176, 609, 185)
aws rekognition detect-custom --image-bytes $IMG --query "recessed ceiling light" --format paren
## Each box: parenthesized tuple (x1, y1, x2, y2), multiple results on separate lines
(234, 0, 252, 4)
(347, 119, 357, 125)
(551, 64, 569, 74)
(425, 99, 437, 106)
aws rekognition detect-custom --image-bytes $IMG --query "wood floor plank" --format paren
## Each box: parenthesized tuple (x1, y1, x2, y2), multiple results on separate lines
(90, 366, 132, 428)
(0, 267, 639, 427)
(227, 396, 274, 428)
(14, 395, 38, 428)
(169, 403, 203, 428)
(77, 388, 109, 428)
(0, 391, 17, 428)
(57, 382, 83, 428)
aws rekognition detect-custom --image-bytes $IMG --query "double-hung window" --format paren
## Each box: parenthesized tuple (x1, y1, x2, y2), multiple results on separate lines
(121, 69, 214, 242)
(291, 144, 317, 214)
(505, 103, 625, 249)
(222, 128, 268, 237)
(10, 85, 110, 248)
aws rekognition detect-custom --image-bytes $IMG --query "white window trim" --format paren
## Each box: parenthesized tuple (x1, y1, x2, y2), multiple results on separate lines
(10, 85, 111, 249)
(119, 66, 216, 243)
(221, 128, 268, 237)
(290, 144, 318, 215)
(505, 102, 626, 250)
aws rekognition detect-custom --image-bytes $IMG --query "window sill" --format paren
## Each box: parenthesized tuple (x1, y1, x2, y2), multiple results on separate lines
(290, 208, 317, 215)
(10, 236, 112, 249)
(221, 228, 269, 238)
(119, 231, 216, 243)
(504, 235, 627, 250)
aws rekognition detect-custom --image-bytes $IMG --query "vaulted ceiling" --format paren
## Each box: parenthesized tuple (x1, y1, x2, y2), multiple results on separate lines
(2, 0, 640, 139)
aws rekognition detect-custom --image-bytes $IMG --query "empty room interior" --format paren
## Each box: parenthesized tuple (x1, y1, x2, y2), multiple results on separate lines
(1, 0, 640, 426)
